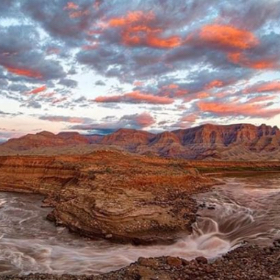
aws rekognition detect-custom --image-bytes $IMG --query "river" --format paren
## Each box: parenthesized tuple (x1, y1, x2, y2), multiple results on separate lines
(0, 175, 280, 275)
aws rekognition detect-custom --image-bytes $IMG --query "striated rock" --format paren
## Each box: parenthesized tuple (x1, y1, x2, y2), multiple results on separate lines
(0, 150, 214, 244)
(101, 128, 154, 151)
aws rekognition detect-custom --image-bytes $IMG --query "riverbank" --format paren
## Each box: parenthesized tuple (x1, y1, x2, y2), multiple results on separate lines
(1, 244, 280, 280)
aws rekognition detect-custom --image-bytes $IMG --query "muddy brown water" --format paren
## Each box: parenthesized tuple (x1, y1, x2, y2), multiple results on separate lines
(0, 175, 280, 275)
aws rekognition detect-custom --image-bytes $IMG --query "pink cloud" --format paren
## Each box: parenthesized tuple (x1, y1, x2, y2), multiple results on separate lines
(94, 91, 174, 104)
(108, 11, 182, 49)
(29, 85, 47, 94)
(198, 100, 280, 118)
(133, 112, 155, 127)
(244, 81, 280, 93)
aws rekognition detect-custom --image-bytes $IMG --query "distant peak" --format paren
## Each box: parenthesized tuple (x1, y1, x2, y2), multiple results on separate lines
(36, 131, 55, 137)
(57, 132, 80, 136)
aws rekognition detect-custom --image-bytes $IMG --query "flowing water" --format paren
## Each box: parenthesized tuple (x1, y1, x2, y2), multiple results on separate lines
(0, 175, 280, 275)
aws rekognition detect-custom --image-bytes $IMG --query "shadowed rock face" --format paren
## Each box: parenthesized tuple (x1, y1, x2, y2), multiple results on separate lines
(0, 123, 280, 160)
(0, 151, 214, 244)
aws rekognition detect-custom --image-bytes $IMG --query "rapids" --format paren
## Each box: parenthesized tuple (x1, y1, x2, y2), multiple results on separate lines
(0, 175, 280, 275)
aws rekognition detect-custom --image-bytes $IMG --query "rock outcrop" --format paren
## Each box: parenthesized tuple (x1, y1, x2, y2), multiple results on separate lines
(0, 151, 214, 244)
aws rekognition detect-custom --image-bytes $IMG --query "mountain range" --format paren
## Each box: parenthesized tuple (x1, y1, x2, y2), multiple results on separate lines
(1, 123, 280, 160)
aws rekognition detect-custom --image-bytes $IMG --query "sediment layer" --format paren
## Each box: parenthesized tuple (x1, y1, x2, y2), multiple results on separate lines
(0, 150, 214, 244)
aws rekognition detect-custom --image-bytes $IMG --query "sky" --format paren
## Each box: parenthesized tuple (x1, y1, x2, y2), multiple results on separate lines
(1, 0, 280, 141)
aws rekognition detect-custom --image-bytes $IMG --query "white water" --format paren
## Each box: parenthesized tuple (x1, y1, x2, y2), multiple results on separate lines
(0, 175, 280, 275)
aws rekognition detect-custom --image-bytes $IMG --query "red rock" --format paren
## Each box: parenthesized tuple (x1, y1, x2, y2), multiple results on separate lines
(166, 257, 182, 268)
(0, 123, 279, 160)
(195, 256, 208, 264)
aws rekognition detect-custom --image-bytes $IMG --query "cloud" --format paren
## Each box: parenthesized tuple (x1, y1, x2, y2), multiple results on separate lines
(39, 115, 93, 123)
(244, 81, 280, 94)
(1, 0, 280, 131)
(108, 11, 182, 48)
(70, 112, 155, 133)
(94, 91, 174, 104)
(191, 24, 259, 51)
(21, 0, 95, 43)
(29, 85, 47, 94)
(24, 100, 42, 109)
(122, 112, 155, 127)
(0, 130, 24, 143)
(64, 2, 79, 10)
(197, 100, 280, 118)
(8, 83, 29, 92)
(59, 78, 78, 88)
(6, 67, 43, 79)
(221, 0, 280, 30)
(95, 80, 106, 86)
(0, 25, 66, 82)
(227, 52, 277, 70)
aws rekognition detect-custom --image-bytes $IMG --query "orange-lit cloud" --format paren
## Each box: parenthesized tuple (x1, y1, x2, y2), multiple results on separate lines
(6, 67, 42, 79)
(198, 101, 280, 118)
(162, 84, 179, 90)
(133, 112, 155, 127)
(244, 81, 280, 94)
(94, 91, 174, 104)
(181, 114, 198, 123)
(184, 91, 210, 102)
(64, 2, 79, 10)
(228, 52, 276, 69)
(197, 92, 210, 99)
(69, 9, 90, 19)
(147, 35, 181, 48)
(109, 11, 155, 27)
(63, 2, 90, 19)
(160, 84, 188, 98)
(52, 97, 67, 104)
(246, 95, 276, 103)
(29, 85, 47, 94)
(199, 24, 259, 50)
(133, 81, 144, 87)
(108, 11, 181, 48)
(204, 80, 224, 90)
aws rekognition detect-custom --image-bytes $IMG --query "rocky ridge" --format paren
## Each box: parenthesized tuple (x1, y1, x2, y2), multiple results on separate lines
(1, 123, 280, 160)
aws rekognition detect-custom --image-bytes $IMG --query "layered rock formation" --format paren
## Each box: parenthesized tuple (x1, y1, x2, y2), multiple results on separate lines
(1, 123, 280, 160)
(0, 151, 214, 244)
